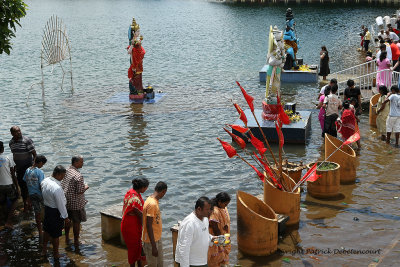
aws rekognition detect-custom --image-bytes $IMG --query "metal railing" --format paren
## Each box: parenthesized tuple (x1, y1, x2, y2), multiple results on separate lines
(332, 59, 377, 84)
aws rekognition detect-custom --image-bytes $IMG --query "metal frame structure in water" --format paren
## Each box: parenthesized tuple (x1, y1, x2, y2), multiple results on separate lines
(28, 15, 74, 105)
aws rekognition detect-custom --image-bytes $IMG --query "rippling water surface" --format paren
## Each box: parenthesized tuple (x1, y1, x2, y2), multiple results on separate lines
(1, 0, 399, 266)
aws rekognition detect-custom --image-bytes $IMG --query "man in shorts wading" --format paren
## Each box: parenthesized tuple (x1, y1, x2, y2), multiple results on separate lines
(0, 141, 19, 229)
(61, 155, 89, 249)
(42, 165, 70, 259)
(23, 155, 47, 238)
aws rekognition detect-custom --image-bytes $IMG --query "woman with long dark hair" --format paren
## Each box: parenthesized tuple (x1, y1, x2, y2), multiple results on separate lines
(208, 192, 231, 267)
(319, 46, 330, 80)
(121, 178, 149, 267)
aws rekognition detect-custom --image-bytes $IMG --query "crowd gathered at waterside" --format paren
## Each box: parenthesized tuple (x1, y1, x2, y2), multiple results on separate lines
(0, 126, 232, 266)
(315, 19, 400, 147)
(0, 126, 89, 260)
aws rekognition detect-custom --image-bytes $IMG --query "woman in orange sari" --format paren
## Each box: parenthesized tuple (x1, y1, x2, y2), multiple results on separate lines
(208, 192, 231, 267)
(121, 178, 149, 267)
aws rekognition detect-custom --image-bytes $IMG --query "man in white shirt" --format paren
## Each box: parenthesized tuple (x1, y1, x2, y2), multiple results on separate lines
(388, 30, 399, 42)
(383, 85, 400, 146)
(41, 165, 71, 259)
(0, 141, 19, 229)
(175, 197, 215, 267)
(323, 84, 342, 138)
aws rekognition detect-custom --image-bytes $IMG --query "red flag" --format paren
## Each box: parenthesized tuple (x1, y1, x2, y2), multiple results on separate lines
(249, 133, 267, 155)
(228, 124, 248, 133)
(276, 95, 290, 125)
(223, 128, 246, 149)
(233, 103, 248, 127)
(253, 153, 273, 177)
(301, 163, 321, 183)
(250, 165, 265, 182)
(217, 138, 237, 158)
(306, 171, 322, 182)
(275, 121, 284, 148)
(233, 102, 243, 114)
(253, 152, 282, 190)
(343, 131, 360, 145)
(236, 81, 255, 112)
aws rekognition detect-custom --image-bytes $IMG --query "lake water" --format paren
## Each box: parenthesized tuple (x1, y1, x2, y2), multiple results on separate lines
(0, 0, 399, 266)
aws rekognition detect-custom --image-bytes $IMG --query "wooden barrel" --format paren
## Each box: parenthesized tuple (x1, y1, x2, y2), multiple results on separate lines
(237, 190, 278, 256)
(263, 173, 300, 226)
(307, 161, 341, 199)
(324, 134, 356, 184)
(272, 161, 305, 184)
(369, 93, 380, 127)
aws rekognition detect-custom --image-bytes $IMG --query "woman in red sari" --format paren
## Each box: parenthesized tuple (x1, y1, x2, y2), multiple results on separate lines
(337, 101, 361, 149)
(121, 178, 149, 267)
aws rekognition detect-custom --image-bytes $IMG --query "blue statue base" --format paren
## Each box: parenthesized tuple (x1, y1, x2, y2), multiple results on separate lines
(259, 64, 318, 83)
(105, 92, 166, 104)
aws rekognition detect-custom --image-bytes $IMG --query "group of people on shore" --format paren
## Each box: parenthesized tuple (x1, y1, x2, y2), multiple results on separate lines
(0, 126, 89, 260)
(362, 23, 400, 88)
(317, 79, 362, 149)
(317, 78, 400, 146)
(122, 177, 231, 267)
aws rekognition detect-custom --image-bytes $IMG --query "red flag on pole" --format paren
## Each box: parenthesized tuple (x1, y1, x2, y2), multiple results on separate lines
(253, 152, 282, 190)
(343, 131, 360, 145)
(223, 128, 246, 149)
(233, 102, 243, 114)
(217, 138, 237, 158)
(236, 81, 255, 112)
(301, 163, 321, 183)
(275, 121, 284, 148)
(250, 164, 265, 182)
(233, 103, 248, 127)
(306, 171, 322, 182)
(228, 124, 248, 133)
(249, 133, 267, 155)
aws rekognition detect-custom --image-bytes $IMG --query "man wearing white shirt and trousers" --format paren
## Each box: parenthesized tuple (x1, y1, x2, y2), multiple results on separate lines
(175, 197, 216, 267)
(41, 165, 71, 259)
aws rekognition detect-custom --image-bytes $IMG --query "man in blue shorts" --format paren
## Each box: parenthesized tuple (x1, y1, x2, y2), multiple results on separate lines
(23, 155, 47, 238)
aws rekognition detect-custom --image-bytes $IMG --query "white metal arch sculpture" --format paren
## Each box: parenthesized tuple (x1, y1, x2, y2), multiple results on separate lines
(28, 15, 73, 105)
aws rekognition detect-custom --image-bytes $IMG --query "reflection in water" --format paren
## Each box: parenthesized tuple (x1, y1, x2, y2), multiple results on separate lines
(127, 104, 148, 152)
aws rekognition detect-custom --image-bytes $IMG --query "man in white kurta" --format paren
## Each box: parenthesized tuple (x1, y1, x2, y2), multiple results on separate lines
(175, 197, 214, 267)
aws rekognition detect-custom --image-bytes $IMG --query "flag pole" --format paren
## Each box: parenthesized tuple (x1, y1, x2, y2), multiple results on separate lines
(250, 109, 279, 167)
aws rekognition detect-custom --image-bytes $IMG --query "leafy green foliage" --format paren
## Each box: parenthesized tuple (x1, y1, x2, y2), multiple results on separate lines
(0, 0, 27, 55)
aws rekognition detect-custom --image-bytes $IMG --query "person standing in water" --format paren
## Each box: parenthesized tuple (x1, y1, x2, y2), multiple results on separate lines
(319, 46, 330, 80)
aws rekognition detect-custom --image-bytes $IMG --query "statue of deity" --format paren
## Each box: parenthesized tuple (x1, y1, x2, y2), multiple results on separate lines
(127, 18, 146, 99)
(283, 8, 299, 70)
